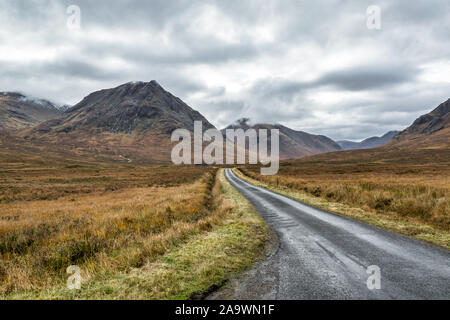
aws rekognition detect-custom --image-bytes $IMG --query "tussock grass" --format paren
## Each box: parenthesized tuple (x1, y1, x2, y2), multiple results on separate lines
(0, 165, 207, 203)
(1, 168, 268, 299)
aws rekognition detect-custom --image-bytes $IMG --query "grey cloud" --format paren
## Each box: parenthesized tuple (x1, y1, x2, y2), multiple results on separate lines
(44, 59, 121, 80)
(0, 0, 449, 141)
(316, 65, 417, 91)
(106, 42, 261, 66)
(250, 79, 309, 102)
(249, 64, 417, 106)
(196, 100, 247, 129)
(0, 58, 123, 82)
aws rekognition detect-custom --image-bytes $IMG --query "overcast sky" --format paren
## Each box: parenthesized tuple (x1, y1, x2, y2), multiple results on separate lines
(1, 0, 449, 140)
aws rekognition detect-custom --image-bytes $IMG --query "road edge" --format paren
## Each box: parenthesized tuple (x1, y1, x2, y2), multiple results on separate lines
(233, 168, 450, 251)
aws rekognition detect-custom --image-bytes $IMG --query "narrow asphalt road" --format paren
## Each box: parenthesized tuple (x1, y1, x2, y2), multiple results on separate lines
(222, 169, 450, 300)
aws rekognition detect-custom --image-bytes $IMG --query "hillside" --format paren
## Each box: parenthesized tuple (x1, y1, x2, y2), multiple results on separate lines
(278, 98, 450, 165)
(338, 131, 399, 150)
(0, 92, 62, 131)
(19, 81, 215, 163)
(388, 98, 450, 148)
(222, 118, 341, 160)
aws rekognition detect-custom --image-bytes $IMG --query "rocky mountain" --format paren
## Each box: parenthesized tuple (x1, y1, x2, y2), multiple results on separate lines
(222, 118, 341, 160)
(388, 98, 450, 148)
(21, 81, 215, 163)
(0, 92, 62, 131)
(338, 131, 400, 150)
(290, 99, 450, 166)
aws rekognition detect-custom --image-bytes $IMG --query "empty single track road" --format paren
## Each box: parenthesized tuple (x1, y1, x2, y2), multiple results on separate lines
(223, 169, 450, 300)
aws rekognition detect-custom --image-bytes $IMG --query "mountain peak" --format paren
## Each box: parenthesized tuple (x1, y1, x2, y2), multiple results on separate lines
(0, 92, 62, 131)
(1, 91, 25, 99)
(222, 119, 340, 159)
(19, 80, 215, 163)
(430, 97, 449, 117)
(0, 91, 62, 110)
(27, 80, 214, 136)
(226, 118, 251, 129)
(121, 80, 161, 88)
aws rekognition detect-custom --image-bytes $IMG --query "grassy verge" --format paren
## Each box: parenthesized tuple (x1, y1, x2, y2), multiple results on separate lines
(234, 168, 450, 250)
(3, 169, 268, 299)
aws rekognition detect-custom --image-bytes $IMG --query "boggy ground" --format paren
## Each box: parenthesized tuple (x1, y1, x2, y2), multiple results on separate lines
(0, 153, 268, 299)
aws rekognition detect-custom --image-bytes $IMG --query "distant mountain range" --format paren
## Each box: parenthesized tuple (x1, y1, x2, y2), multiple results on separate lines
(0, 81, 448, 163)
(294, 98, 450, 165)
(338, 98, 450, 151)
(338, 131, 400, 150)
(222, 118, 341, 160)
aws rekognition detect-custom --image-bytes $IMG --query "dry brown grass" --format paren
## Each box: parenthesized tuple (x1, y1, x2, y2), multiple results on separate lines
(240, 148, 450, 233)
(0, 165, 208, 203)
(0, 135, 271, 299)
(0, 162, 218, 296)
(0, 170, 268, 299)
(0, 167, 269, 300)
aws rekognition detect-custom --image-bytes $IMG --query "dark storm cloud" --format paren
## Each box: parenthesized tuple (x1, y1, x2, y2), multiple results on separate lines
(316, 65, 417, 91)
(1, 60, 115, 81)
(250, 64, 417, 102)
(44, 59, 121, 80)
(0, 0, 449, 140)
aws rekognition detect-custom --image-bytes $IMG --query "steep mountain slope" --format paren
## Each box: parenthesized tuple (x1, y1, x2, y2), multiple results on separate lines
(21, 81, 215, 163)
(338, 131, 400, 150)
(222, 118, 341, 160)
(0, 92, 62, 131)
(388, 98, 450, 148)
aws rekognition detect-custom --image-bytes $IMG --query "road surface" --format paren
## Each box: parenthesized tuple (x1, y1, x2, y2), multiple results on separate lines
(222, 169, 450, 300)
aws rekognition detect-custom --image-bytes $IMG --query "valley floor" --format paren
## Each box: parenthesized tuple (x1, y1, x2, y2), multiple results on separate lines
(0, 163, 268, 299)
(1, 145, 448, 299)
